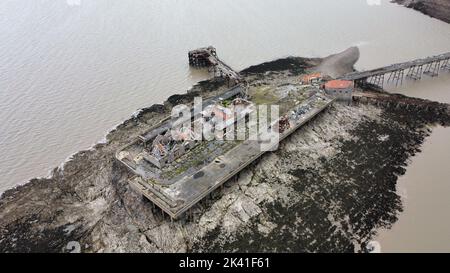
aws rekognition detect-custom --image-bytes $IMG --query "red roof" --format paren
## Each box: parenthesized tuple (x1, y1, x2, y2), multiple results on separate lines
(301, 73, 322, 82)
(325, 80, 354, 89)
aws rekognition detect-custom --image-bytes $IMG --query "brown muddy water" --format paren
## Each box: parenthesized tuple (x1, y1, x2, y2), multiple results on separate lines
(376, 75, 450, 252)
(0, 0, 450, 251)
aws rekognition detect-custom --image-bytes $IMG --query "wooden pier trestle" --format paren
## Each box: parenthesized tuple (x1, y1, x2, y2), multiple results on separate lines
(424, 60, 441, 77)
(441, 59, 450, 70)
(188, 46, 242, 85)
(341, 52, 450, 88)
(407, 65, 423, 80)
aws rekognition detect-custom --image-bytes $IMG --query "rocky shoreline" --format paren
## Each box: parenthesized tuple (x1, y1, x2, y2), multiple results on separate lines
(393, 0, 450, 23)
(1, 49, 449, 253)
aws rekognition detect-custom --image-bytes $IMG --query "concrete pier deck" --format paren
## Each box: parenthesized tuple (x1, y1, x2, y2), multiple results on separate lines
(123, 94, 334, 219)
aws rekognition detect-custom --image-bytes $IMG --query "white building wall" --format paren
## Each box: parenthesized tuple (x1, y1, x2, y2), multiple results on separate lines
(325, 87, 353, 102)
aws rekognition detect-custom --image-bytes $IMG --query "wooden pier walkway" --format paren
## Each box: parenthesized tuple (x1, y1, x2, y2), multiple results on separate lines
(340, 52, 450, 87)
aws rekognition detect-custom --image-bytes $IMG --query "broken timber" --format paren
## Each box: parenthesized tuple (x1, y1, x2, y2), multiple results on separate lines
(188, 46, 242, 85)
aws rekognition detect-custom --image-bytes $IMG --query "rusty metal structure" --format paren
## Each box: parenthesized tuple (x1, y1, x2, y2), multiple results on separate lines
(277, 116, 291, 133)
(188, 46, 242, 85)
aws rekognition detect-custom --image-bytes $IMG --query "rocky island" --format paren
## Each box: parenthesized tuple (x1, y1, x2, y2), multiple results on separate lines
(1, 46, 450, 253)
(393, 0, 450, 23)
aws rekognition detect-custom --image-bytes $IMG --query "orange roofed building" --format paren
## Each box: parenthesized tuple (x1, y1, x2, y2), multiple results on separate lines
(324, 80, 354, 102)
(300, 73, 322, 85)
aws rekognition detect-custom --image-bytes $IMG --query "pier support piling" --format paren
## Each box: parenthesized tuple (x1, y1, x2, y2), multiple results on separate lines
(407, 65, 423, 80)
(441, 59, 450, 70)
(424, 61, 440, 77)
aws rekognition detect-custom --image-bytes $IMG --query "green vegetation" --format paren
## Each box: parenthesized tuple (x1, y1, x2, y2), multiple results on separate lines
(249, 86, 279, 105)
(221, 98, 232, 108)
